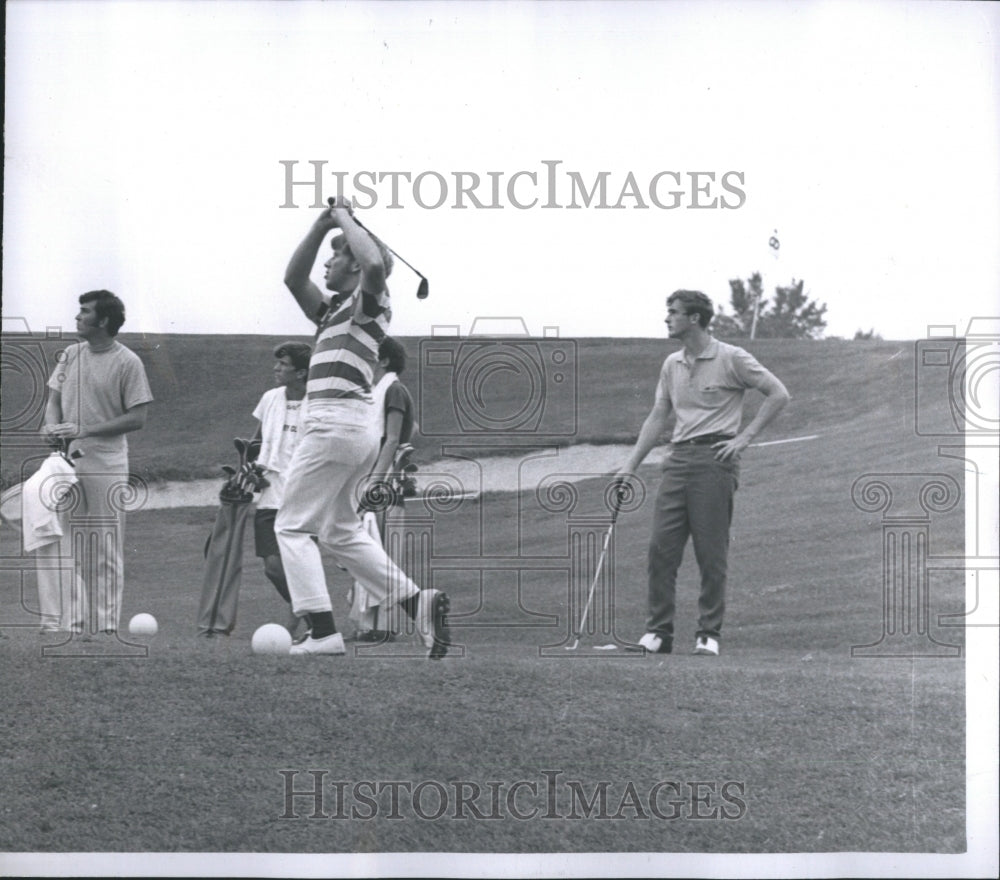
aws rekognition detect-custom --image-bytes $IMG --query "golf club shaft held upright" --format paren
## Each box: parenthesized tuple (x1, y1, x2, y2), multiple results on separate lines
(569, 497, 623, 649)
(327, 198, 429, 298)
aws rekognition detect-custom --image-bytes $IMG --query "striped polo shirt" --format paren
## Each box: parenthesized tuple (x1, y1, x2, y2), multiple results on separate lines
(307, 285, 391, 402)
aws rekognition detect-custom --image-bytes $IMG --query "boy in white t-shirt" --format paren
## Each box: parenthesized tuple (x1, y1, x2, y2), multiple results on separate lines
(251, 342, 311, 638)
(42, 290, 153, 635)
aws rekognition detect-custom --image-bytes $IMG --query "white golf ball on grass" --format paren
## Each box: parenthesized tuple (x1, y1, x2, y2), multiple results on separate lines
(128, 613, 158, 636)
(251, 623, 292, 655)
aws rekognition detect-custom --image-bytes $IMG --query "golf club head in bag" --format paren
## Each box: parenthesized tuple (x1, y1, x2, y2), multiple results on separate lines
(220, 438, 268, 502)
(47, 435, 83, 467)
(392, 443, 419, 498)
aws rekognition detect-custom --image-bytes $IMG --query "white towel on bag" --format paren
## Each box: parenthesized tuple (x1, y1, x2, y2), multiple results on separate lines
(20, 453, 78, 553)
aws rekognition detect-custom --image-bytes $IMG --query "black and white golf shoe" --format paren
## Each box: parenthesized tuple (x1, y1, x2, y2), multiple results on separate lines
(693, 635, 720, 656)
(637, 632, 672, 654)
(417, 589, 451, 660)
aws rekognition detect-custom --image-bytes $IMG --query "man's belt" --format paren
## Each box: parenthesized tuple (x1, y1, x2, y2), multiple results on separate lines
(672, 433, 735, 447)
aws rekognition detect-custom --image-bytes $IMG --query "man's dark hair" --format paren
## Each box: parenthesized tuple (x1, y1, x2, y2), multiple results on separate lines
(378, 336, 407, 375)
(79, 290, 126, 336)
(667, 289, 715, 329)
(273, 341, 312, 372)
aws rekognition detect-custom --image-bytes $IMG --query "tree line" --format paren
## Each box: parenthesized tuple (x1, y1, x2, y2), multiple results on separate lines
(712, 273, 879, 340)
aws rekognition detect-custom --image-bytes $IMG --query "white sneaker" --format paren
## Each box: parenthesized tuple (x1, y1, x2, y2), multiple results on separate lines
(693, 635, 720, 656)
(416, 589, 450, 659)
(638, 632, 671, 654)
(289, 632, 345, 656)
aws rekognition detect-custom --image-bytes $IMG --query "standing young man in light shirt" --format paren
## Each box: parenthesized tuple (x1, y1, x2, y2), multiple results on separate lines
(42, 290, 153, 635)
(617, 290, 790, 657)
(251, 341, 312, 640)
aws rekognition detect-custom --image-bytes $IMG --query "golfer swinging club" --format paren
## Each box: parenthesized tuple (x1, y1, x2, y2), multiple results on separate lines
(616, 290, 789, 657)
(276, 196, 450, 658)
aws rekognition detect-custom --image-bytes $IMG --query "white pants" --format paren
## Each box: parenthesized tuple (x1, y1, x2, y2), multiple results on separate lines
(34, 537, 87, 631)
(275, 400, 420, 616)
(34, 459, 128, 632)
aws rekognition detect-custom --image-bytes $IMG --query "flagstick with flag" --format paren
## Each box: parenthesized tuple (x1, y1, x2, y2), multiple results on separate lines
(751, 229, 780, 340)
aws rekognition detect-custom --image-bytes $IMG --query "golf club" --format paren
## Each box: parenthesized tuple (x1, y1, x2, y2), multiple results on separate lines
(327, 198, 429, 299)
(49, 436, 83, 466)
(566, 491, 624, 651)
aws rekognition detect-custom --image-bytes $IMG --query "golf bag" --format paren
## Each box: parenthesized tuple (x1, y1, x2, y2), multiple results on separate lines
(196, 438, 266, 636)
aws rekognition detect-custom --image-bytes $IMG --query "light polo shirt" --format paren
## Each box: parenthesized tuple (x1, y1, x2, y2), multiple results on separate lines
(654, 338, 773, 442)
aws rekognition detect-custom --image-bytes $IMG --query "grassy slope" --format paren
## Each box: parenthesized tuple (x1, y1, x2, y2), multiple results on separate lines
(0, 336, 968, 855)
(2, 333, 916, 483)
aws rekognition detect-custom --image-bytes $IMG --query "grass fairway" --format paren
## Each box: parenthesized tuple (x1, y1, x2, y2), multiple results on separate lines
(0, 336, 977, 866)
(0, 333, 930, 484)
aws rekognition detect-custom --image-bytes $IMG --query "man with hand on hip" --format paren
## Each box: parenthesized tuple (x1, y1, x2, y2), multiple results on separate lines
(276, 196, 450, 658)
(617, 290, 789, 657)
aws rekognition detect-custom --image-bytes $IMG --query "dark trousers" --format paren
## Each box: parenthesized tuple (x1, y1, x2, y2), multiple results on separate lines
(646, 445, 740, 645)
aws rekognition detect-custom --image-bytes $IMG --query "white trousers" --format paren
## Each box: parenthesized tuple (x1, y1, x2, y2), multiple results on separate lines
(275, 400, 420, 615)
(34, 537, 87, 631)
(34, 459, 128, 632)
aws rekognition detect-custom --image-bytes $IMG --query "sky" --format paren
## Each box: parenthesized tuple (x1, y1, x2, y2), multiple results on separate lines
(3, 0, 999, 345)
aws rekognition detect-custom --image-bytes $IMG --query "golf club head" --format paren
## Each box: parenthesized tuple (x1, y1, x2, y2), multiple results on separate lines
(416, 277, 429, 300)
